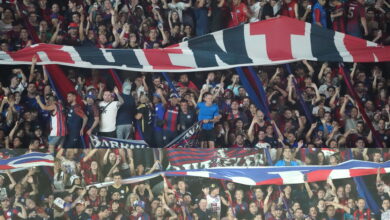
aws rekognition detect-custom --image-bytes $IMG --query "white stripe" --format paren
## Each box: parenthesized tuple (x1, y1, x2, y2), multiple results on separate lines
(334, 32, 353, 62)
(101, 49, 115, 63)
(278, 171, 306, 184)
(186, 171, 211, 178)
(329, 169, 351, 179)
(230, 176, 256, 185)
(36, 51, 51, 62)
(291, 23, 316, 60)
(168, 41, 198, 68)
(211, 31, 229, 66)
(60, 46, 92, 65)
(244, 23, 271, 64)
(133, 50, 153, 71)
(0, 51, 12, 61)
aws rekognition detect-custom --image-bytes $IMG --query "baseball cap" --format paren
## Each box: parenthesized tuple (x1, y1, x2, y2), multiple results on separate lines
(133, 200, 145, 209)
(210, 183, 219, 191)
(86, 85, 96, 91)
(170, 93, 179, 99)
(86, 91, 96, 100)
(70, 175, 80, 185)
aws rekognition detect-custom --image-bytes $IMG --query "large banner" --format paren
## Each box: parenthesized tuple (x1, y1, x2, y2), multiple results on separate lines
(1, 17, 389, 72)
(89, 135, 149, 148)
(88, 160, 390, 188)
(163, 122, 201, 148)
(166, 148, 264, 170)
(0, 152, 54, 173)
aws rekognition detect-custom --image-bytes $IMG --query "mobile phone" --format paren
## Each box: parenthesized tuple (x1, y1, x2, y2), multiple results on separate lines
(307, 5, 311, 9)
(18, 73, 22, 78)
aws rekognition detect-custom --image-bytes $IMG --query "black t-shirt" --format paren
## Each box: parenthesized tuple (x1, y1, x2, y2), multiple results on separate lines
(136, 104, 153, 139)
(178, 109, 197, 132)
(194, 208, 212, 220)
(107, 184, 129, 201)
(261, 3, 274, 20)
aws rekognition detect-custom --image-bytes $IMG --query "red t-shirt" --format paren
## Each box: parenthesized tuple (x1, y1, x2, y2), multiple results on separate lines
(281, 0, 297, 18)
(229, 2, 248, 27)
(346, 1, 365, 27)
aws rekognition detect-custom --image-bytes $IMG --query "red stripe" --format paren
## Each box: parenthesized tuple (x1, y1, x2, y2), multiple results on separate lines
(349, 168, 378, 177)
(166, 171, 187, 175)
(256, 177, 283, 185)
(142, 48, 194, 70)
(9, 44, 75, 63)
(306, 169, 332, 182)
(0, 165, 14, 169)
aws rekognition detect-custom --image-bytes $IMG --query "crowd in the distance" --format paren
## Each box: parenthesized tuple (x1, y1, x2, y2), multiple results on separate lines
(0, 150, 54, 220)
(0, 0, 389, 149)
(47, 148, 390, 219)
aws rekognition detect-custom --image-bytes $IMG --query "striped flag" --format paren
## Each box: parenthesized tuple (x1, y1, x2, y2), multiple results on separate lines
(0, 152, 54, 172)
(1, 17, 389, 72)
(87, 160, 390, 188)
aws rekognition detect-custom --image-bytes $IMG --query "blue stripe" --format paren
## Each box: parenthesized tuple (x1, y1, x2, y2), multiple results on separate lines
(235, 67, 263, 111)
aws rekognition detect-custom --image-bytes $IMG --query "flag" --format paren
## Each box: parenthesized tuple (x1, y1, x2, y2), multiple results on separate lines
(1, 17, 389, 72)
(166, 160, 390, 185)
(0, 152, 54, 172)
(89, 135, 149, 149)
(87, 160, 390, 188)
(166, 148, 264, 170)
(44, 65, 84, 106)
(163, 122, 202, 148)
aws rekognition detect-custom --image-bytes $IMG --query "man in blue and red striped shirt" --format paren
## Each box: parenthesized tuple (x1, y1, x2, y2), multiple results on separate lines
(162, 93, 180, 146)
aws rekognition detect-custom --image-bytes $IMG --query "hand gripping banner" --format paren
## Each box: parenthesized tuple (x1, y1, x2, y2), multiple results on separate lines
(1, 17, 390, 72)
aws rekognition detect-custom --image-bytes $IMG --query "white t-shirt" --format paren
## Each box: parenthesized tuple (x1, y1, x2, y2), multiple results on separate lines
(9, 82, 27, 94)
(99, 101, 120, 132)
(206, 194, 221, 218)
(249, 2, 261, 22)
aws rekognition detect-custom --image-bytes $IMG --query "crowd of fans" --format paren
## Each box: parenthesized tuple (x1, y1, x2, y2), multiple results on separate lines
(47, 148, 390, 219)
(0, 0, 389, 149)
(0, 150, 54, 220)
(2, 59, 390, 149)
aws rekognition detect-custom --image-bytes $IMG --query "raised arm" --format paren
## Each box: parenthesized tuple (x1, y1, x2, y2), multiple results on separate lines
(83, 149, 98, 162)
(317, 62, 328, 81)
(350, 63, 357, 85)
(49, 22, 61, 44)
(339, 95, 349, 119)
(329, 87, 339, 109)
(29, 55, 38, 82)
(103, 149, 111, 165)
(302, 60, 314, 76)
(263, 186, 273, 213)
(247, 117, 257, 143)
(305, 122, 317, 142)
(304, 181, 314, 199)
(311, 83, 321, 104)
(6, 170, 17, 190)
(79, 9, 85, 41)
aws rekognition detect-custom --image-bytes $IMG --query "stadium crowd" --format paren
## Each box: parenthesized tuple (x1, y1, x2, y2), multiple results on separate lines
(49, 148, 390, 219)
(0, 150, 54, 220)
(0, 0, 389, 149)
